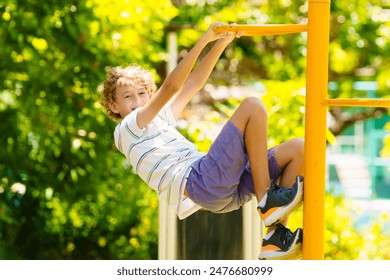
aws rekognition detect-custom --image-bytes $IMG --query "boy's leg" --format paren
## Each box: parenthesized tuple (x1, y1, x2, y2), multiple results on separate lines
(229, 97, 304, 224)
(229, 97, 271, 202)
(274, 138, 304, 189)
(259, 139, 304, 260)
(228, 97, 304, 259)
(266, 138, 304, 232)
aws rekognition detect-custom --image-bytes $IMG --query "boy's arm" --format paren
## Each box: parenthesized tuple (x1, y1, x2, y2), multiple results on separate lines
(169, 33, 237, 119)
(136, 22, 228, 128)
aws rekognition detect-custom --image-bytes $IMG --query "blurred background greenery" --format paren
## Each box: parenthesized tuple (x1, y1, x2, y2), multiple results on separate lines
(1, 0, 389, 259)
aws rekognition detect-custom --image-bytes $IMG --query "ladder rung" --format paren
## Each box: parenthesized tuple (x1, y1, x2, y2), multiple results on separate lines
(213, 24, 308, 36)
(323, 98, 390, 108)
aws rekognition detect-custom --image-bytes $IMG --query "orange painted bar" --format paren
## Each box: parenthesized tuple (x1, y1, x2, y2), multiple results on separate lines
(213, 24, 307, 36)
(303, 0, 331, 260)
(323, 98, 390, 108)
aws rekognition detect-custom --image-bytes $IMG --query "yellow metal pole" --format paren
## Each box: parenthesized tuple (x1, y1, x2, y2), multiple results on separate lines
(303, 0, 331, 260)
(323, 98, 390, 108)
(213, 24, 307, 36)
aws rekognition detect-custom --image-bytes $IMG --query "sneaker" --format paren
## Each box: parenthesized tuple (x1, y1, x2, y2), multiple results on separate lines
(258, 224, 303, 260)
(257, 176, 304, 227)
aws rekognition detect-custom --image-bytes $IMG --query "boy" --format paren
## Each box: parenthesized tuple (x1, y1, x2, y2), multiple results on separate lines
(101, 22, 304, 260)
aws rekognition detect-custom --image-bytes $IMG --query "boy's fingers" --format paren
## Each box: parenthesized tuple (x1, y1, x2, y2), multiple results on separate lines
(236, 31, 245, 38)
(220, 31, 233, 37)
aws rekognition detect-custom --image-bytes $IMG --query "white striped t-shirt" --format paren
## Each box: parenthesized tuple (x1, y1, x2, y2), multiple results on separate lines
(113, 104, 203, 219)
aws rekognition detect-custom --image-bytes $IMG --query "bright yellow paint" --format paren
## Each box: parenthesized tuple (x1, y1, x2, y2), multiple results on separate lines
(213, 24, 307, 36)
(303, 0, 330, 260)
(324, 98, 390, 108)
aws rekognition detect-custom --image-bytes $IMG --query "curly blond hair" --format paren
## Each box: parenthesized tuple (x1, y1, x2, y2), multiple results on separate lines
(100, 64, 157, 120)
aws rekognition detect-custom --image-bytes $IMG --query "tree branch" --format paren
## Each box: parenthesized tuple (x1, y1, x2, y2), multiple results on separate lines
(329, 107, 389, 136)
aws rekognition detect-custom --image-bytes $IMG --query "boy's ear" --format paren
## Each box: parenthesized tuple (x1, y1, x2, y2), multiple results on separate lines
(108, 101, 119, 114)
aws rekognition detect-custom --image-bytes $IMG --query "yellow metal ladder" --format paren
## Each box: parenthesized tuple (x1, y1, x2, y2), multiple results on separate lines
(214, 0, 390, 259)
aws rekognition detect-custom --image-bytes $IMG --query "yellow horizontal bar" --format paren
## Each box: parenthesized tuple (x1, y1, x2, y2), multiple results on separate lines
(323, 98, 390, 108)
(213, 24, 307, 36)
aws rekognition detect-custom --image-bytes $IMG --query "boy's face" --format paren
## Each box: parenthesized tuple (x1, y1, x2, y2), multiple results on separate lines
(109, 84, 150, 118)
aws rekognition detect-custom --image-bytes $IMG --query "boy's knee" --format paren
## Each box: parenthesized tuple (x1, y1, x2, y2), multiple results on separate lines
(291, 138, 304, 156)
(241, 97, 267, 116)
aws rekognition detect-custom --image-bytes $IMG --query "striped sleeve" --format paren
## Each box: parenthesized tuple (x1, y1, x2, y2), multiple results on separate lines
(122, 108, 146, 138)
(160, 104, 178, 127)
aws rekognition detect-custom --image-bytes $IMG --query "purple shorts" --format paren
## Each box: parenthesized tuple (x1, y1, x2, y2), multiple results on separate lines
(186, 121, 282, 213)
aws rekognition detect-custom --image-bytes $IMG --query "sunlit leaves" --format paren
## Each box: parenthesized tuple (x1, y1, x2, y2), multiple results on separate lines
(330, 42, 360, 74)
(91, 0, 178, 66)
(0, 0, 164, 260)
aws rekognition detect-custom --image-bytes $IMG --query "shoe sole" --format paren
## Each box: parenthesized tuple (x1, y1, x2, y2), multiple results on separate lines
(258, 228, 303, 260)
(262, 178, 304, 227)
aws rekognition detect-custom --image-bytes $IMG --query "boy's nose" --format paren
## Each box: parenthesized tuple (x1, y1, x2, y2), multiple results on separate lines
(133, 95, 144, 108)
(133, 95, 141, 103)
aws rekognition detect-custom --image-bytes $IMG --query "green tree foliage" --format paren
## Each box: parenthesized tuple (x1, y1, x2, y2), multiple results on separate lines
(0, 0, 177, 259)
(1, 0, 389, 259)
